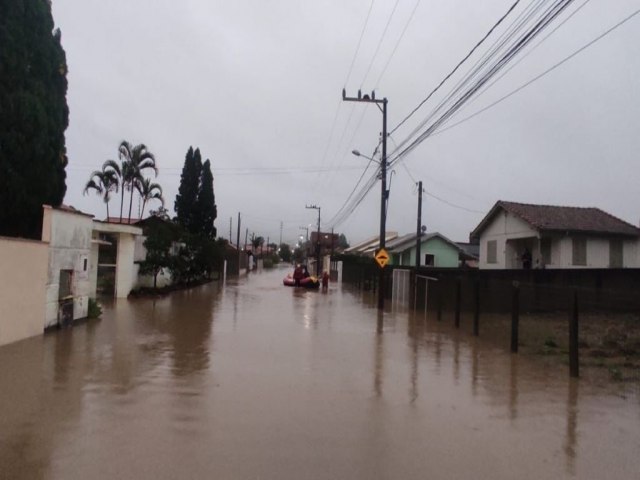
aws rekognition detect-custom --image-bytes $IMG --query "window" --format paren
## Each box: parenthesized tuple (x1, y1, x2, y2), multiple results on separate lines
(609, 239, 623, 268)
(424, 254, 434, 266)
(487, 240, 497, 264)
(83, 258, 88, 271)
(572, 237, 587, 266)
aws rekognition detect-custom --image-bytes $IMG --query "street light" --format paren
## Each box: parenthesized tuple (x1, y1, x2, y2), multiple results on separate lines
(351, 149, 380, 163)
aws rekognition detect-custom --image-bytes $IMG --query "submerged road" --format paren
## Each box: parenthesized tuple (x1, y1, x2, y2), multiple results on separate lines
(0, 266, 638, 479)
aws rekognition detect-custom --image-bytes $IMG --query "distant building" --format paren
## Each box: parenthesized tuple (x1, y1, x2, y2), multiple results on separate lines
(344, 232, 399, 256)
(470, 200, 640, 269)
(386, 232, 475, 268)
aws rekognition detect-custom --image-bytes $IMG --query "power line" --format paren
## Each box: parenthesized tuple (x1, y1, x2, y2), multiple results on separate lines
(389, 0, 522, 136)
(431, 6, 640, 137)
(388, 0, 576, 165)
(344, 0, 377, 87)
(360, 0, 402, 87)
(374, 0, 422, 88)
(451, 0, 591, 120)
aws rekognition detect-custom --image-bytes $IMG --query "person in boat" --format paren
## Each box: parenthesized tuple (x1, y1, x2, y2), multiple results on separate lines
(302, 265, 310, 278)
(293, 264, 303, 287)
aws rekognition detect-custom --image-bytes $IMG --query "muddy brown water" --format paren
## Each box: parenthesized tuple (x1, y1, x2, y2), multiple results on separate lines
(1, 267, 638, 479)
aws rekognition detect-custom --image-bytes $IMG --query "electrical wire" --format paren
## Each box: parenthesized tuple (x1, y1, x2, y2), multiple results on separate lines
(389, 0, 522, 136)
(360, 0, 402, 88)
(344, 0, 377, 88)
(426, 6, 640, 138)
(374, 0, 422, 88)
(388, 0, 576, 165)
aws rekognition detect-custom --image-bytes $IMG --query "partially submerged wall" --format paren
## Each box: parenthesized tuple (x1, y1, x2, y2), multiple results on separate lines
(0, 236, 48, 346)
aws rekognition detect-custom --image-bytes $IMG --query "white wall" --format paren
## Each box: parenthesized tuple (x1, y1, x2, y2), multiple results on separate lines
(0, 237, 48, 346)
(555, 236, 640, 268)
(115, 233, 137, 298)
(479, 210, 538, 269)
(42, 207, 93, 328)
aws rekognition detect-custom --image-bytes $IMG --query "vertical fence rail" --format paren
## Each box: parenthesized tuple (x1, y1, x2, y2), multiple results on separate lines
(511, 281, 520, 353)
(454, 279, 461, 328)
(569, 290, 579, 378)
(473, 280, 480, 336)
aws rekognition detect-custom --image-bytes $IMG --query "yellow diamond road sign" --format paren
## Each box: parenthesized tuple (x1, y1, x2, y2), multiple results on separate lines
(375, 248, 389, 268)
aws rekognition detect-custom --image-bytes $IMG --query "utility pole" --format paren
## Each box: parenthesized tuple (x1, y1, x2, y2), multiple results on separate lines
(236, 212, 241, 274)
(416, 181, 423, 268)
(279, 221, 283, 247)
(306, 204, 321, 276)
(229, 217, 232, 242)
(343, 88, 388, 310)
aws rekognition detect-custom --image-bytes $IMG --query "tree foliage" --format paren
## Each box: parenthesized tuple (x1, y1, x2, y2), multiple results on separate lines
(196, 159, 217, 238)
(175, 146, 217, 238)
(138, 219, 175, 289)
(279, 243, 292, 263)
(0, 0, 69, 238)
(118, 141, 157, 223)
(174, 146, 202, 232)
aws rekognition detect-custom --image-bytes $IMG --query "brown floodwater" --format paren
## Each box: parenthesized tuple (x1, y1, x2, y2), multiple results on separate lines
(1, 266, 638, 479)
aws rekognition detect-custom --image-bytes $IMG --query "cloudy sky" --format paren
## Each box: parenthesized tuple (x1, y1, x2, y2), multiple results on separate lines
(52, 0, 640, 246)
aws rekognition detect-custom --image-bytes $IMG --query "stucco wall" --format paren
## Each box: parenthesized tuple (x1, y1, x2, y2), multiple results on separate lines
(115, 233, 137, 297)
(42, 207, 93, 328)
(426, 237, 460, 267)
(0, 237, 48, 346)
(479, 211, 537, 269)
(555, 236, 640, 268)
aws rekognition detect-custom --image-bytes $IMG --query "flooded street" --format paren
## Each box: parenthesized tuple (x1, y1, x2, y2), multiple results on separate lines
(1, 267, 638, 479)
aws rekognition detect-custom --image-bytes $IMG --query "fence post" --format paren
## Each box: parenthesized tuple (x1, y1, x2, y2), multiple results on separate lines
(511, 281, 520, 353)
(473, 280, 480, 336)
(437, 283, 443, 321)
(454, 279, 461, 329)
(569, 290, 579, 378)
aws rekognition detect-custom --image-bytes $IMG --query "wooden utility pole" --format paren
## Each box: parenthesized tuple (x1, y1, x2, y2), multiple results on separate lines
(416, 181, 423, 268)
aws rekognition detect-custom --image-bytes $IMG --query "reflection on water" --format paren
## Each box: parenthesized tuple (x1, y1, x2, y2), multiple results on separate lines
(0, 268, 638, 480)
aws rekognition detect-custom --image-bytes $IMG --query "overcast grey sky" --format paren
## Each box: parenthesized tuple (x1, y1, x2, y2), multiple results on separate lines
(52, 0, 640, 246)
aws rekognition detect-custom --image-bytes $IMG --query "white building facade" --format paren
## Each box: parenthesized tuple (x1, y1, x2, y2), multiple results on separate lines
(472, 201, 640, 270)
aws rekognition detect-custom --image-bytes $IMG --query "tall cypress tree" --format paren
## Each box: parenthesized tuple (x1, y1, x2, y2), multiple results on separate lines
(174, 146, 202, 233)
(0, 0, 69, 238)
(196, 159, 217, 238)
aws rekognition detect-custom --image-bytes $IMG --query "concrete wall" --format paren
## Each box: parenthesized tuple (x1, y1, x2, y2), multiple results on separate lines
(0, 237, 48, 346)
(42, 207, 93, 328)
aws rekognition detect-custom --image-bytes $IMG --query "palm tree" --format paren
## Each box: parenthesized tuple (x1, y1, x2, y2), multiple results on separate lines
(83, 164, 119, 219)
(136, 177, 164, 219)
(118, 141, 157, 223)
(102, 159, 122, 221)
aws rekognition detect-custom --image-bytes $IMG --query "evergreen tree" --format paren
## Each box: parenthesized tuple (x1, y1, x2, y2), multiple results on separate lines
(196, 159, 217, 238)
(174, 146, 201, 233)
(0, 0, 69, 238)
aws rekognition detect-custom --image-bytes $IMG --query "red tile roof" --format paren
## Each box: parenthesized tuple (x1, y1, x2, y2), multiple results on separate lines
(471, 201, 640, 239)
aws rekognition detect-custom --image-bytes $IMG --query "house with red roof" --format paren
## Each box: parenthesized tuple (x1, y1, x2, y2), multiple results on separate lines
(470, 201, 640, 269)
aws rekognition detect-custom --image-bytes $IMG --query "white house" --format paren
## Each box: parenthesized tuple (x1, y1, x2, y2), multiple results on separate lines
(470, 201, 640, 269)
